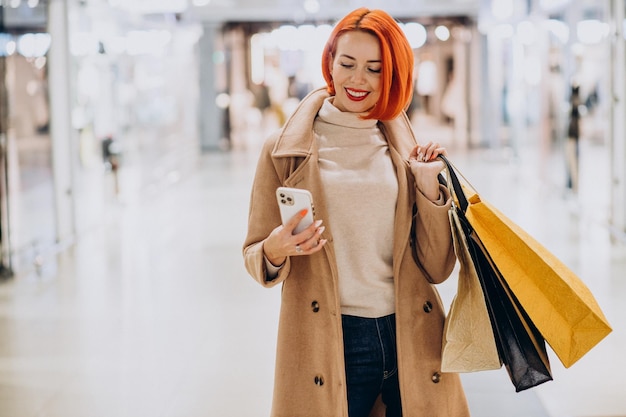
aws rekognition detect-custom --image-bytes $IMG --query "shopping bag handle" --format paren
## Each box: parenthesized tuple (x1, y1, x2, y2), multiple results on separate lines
(438, 155, 474, 214)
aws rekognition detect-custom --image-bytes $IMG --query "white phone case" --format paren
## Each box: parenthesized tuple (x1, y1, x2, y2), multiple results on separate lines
(276, 187, 315, 234)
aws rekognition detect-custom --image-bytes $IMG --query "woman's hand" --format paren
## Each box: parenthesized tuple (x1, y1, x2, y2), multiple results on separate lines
(263, 209, 327, 266)
(409, 141, 447, 202)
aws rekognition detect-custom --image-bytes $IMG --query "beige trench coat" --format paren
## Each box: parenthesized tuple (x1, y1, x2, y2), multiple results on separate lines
(243, 89, 470, 417)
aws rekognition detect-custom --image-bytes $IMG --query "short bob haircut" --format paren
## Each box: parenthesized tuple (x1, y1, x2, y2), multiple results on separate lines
(321, 8, 415, 121)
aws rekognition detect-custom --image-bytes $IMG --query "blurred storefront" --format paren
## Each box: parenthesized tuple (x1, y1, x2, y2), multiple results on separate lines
(0, 0, 625, 277)
(183, 0, 626, 245)
(0, 0, 51, 278)
(474, 0, 625, 240)
(216, 16, 475, 151)
(60, 0, 202, 238)
(1, 0, 203, 276)
(202, 0, 626, 242)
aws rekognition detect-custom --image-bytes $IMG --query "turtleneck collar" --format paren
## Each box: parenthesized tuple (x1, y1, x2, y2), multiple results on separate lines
(317, 97, 379, 129)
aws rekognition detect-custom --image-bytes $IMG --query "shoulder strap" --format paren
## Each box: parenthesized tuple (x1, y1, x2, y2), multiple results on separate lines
(438, 155, 469, 213)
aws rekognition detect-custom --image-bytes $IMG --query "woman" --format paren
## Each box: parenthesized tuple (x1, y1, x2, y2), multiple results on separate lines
(566, 82, 581, 192)
(243, 8, 469, 417)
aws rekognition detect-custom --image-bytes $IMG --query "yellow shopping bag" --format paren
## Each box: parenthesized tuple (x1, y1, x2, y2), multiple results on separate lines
(465, 193, 612, 368)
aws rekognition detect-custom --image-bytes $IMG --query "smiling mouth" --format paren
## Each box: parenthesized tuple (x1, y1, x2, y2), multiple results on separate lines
(345, 88, 369, 101)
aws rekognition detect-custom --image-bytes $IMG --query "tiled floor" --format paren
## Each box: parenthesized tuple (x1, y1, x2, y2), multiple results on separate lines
(0, 130, 625, 416)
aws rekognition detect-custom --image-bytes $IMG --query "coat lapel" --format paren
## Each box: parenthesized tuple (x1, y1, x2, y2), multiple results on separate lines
(272, 88, 328, 159)
(271, 88, 418, 275)
(380, 115, 418, 277)
(272, 88, 332, 243)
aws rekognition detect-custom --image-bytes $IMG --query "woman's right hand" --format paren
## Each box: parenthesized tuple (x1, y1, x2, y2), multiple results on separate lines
(263, 209, 327, 266)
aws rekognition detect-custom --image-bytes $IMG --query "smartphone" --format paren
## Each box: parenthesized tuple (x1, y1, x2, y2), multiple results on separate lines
(276, 187, 315, 234)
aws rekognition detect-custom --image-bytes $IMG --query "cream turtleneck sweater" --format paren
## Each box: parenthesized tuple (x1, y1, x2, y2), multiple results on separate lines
(315, 98, 398, 318)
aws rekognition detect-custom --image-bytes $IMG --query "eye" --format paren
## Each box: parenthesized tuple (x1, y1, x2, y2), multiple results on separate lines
(340, 63, 354, 69)
(368, 67, 382, 74)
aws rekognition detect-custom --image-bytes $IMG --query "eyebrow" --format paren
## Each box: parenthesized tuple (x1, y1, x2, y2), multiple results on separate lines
(339, 53, 381, 63)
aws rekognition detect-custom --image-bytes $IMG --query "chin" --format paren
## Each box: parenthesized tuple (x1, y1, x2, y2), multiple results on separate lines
(337, 98, 374, 114)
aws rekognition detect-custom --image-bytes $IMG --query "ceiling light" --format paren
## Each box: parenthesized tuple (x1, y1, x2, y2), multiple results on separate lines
(402, 22, 427, 49)
(303, 0, 319, 14)
(492, 0, 514, 20)
(435, 25, 450, 41)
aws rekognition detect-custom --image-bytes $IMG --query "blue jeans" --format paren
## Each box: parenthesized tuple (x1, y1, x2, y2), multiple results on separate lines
(342, 314, 402, 417)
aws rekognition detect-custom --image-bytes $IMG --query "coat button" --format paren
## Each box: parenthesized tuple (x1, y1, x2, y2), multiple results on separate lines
(314, 375, 324, 386)
(311, 301, 320, 313)
(423, 301, 433, 313)
(431, 372, 441, 383)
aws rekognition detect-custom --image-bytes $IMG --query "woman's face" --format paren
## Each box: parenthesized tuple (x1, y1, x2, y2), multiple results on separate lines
(329, 31, 382, 114)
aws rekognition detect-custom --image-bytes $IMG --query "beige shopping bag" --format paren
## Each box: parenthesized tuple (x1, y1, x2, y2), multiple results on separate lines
(441, 208, 501, 373)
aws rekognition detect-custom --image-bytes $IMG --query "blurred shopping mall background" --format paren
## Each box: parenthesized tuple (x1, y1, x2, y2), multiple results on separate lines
(0, 1, 626, 416)
(1, 0, 625, 277)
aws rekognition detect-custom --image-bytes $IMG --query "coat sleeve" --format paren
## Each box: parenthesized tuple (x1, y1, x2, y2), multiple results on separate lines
(412, 184, 456, 284)
(242, 136, 292, 288)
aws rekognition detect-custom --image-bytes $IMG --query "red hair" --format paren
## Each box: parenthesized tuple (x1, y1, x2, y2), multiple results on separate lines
(321, 8, 415, 121)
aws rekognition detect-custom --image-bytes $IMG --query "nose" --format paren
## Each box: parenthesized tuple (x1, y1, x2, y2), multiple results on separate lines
(351, 68, 366, 84)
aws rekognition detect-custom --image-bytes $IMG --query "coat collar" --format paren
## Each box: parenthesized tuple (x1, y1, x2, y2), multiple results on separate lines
(272, 88, 329, 158)
(272, 87, 417, 161)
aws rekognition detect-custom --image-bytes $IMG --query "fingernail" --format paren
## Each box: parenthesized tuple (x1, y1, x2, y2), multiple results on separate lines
(318, 226, 326, 234)
(299, 209, 308, 216)
(315, 220, 323, 227)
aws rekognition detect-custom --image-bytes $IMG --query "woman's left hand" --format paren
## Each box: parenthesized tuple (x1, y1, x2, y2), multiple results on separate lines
(409, 141, 446, 202)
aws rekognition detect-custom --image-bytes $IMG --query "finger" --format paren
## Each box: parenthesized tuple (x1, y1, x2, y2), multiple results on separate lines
(424, 142, 440, 161)
(415, 148, 426, 162)
(284, 208, 310, 232)
(293, 219, 323, 240)
(293, 238, 327, 256)
(426, 145, 447, 161)
(417, 142, 432, 161)
(310, 226, 326, 247)
(297, 223, 323, 247)
(302, 238, 328, 255)
(294, 224, 326, 255)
